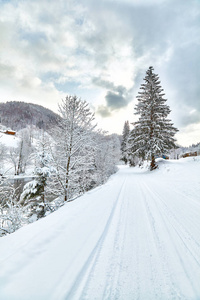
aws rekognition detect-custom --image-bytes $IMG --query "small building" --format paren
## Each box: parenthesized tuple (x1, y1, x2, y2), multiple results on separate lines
(181, 151, 197, 158)
(5, 130, 16, 135)
(0, 129, 16, 136)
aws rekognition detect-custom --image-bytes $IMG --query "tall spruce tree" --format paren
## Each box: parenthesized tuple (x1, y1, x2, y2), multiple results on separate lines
(129, 66, 178, 170)
(121, 121, 130, 164)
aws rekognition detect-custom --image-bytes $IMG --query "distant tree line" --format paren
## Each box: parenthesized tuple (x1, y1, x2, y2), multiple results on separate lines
(0, 101, 60, 131)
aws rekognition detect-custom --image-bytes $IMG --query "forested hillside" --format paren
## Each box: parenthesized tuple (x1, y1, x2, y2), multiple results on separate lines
(0, 101, 60, 131)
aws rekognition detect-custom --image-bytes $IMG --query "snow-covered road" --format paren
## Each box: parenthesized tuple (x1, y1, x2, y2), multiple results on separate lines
(0, 158, 200, 300)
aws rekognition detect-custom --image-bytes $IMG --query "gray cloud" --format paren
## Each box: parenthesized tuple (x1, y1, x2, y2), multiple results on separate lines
(164, 44, 200, 126)
(86, 0, 200, 125)
(129, 1, 200, 127)
(105, 91, 128, 109)
(180, 110, 200, 127)
(96, 88, 130, 117)
(93, 77, 133, 114)
(96, 105, 111, 118)
(93, 78, 116, 91)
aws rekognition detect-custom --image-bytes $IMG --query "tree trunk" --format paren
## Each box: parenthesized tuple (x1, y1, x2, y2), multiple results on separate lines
(150, 155, 157, 171)
(64, 131, 73, 201)
(17, 140, 23, 175)
(65, 156, 71, 202)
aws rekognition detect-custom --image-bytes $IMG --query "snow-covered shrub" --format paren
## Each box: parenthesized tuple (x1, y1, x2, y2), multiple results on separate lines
(20, 134, 55, 220)
(0, 180, 26, 236)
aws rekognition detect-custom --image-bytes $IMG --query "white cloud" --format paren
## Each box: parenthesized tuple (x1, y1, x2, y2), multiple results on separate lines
(0, 0, 199, 145)
(176, 123, 200, 147)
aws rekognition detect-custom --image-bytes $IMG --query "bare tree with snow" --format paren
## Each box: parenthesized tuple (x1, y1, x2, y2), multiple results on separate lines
(50, 95, 96, 201)
(0, 179, 25, 236)
(8, 129, 33, 175)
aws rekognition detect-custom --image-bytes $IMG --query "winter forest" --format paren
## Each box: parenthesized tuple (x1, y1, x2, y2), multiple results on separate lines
(0, 67, 199, 236)
(0, 95, 122, 236)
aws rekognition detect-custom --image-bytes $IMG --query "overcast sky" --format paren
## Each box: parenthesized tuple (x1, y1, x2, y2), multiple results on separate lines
(0, 0, 200, 146)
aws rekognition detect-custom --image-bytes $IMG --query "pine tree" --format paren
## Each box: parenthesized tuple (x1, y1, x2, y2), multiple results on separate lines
(121, 121, 130, 164)
(20, 132, 54, 219)
(129, 66, 178, 170)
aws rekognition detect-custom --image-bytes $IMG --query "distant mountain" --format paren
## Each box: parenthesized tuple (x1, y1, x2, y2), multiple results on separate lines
(0, 101, 60, 131)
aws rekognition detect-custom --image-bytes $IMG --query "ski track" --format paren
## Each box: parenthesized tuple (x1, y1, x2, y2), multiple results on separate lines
(143, 181, 200, 296)
(140, 181, 193, 299)
(144, 181, 200, 260)
(53, 176, 128, 300)
(0, 162, 200, 300)
(57, 168, 200, 300)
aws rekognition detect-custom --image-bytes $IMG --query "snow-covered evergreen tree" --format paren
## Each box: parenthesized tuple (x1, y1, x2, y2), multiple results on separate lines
(20, 132, 54, 219)
(50, 95, 96, 201)
(129, 66, 178, 170)
(0, 179, 25, 236)
(121, 121, 130, 164)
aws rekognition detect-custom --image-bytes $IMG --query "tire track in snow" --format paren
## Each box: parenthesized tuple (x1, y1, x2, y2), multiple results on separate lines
(141, 179, 200, 299)
(101, 173, 144, 300)
(101, 179, 130, 300)
(152, 179, 200, 236)
(52, 176, 128, 300)
(82, 173, 147, 300)
(140, 181, 186, 299)
(143, 181, 200, 266)
(137, 179, 178, 299)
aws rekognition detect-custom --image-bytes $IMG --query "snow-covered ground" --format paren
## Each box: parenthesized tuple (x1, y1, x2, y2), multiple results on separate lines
(0, 132, 19, 148)
(0, 157, 200, 300)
